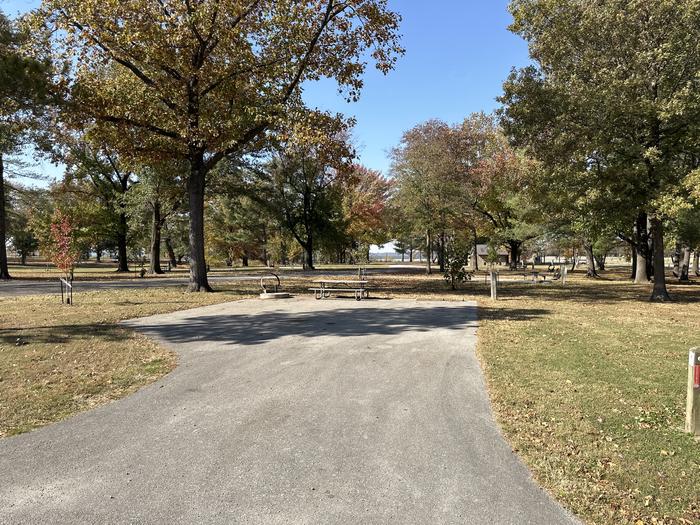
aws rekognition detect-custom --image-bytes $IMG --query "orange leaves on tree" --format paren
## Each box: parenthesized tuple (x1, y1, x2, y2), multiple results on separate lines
(47, 210, 81, 279)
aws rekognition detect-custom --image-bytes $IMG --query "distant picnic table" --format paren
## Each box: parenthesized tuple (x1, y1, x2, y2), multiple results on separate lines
(523, 271, 546, 284)
(310, 279, 369, 301)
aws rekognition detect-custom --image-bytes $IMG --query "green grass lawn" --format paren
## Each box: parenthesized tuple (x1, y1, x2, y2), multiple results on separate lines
(475, 274, 700, 525)
(1, 267, 698, 524)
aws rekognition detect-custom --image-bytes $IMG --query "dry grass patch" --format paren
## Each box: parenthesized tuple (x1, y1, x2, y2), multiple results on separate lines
(0, 283, 259, 437)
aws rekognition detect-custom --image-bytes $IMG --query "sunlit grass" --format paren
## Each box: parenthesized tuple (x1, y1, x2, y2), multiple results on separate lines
(1, 267, 698, 524)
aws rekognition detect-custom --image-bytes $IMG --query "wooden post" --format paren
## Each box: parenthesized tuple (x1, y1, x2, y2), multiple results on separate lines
(686, 348, 700, 436)
(490, 270, 498, 301)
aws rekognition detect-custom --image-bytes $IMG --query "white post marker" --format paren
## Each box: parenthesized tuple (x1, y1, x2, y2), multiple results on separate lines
(562, 265, 568, 287)
(686, 348, 700, 436)
(490, 270, 498, 301)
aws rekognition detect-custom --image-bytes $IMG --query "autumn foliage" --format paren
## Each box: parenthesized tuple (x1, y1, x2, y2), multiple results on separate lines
(46, 210, 80, 279)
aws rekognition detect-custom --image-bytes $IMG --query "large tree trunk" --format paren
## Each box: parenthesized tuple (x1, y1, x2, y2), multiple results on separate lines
(693, 250, 699, 277)
(409, 242, 413, 262)
(649, 216, 670, 301)
(584, 243, 598, 277)
(508, 240, 521, 270)
(679, 245, 691, 282)
(630, 244, 637, 280)
(594, 254, 606, 272)
(262, 226, 269, 267)
(0, 153, 11, 280)
(425, 230, 432, 275)
(633, 213, 649, 283)
(672, 241, 682, 278)
(634, 248, 648, 283)
(187, 156, 212, 291)
(149, 201, 163, 274)
(116, 213, 129, 272)
(570, 248, 577, 272)
(164, 234, 177, 268)
(304, 241, 314, 270)
(472, 232, 479, 271)
(438, 231, 446, 273)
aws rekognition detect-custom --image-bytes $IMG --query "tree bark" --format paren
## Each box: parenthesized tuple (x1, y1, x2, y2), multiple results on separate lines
(649, 216, 670, 301)
(693, 250, 699, 277)
(425, 230, 432, 275)
(594, 255, 606, 272)
(187, 155, 212, 291)
(438, 231, 446, 273)
(508, 240, 521, 270)
(149, 201, 163, 274)
(242, 254, 249, 267)
(633, 213, 649, 283)
(672, 241, 682, 278)
(95, 247, 102, 263)
(679, 245, 691, 282)
(0, 153, 10, 280)
(472, 232, 479, 271)
(409, 242, 413, 262)
(116, 212, 129, 272)
(630, 244, 637, 280)
(164, 234, 177, 267)
(584, 243, 598, 277)
(570, 248, 577, 272)
(634, 248, 648, 283)
(304, 240, 314, 270)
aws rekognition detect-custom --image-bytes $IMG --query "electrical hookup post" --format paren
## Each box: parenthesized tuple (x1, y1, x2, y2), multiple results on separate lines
(489, 270, 499, 301)
(686, 348, 700, 436)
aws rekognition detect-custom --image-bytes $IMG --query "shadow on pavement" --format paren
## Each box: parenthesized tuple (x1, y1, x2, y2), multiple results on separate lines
(131, 304, 549, 347)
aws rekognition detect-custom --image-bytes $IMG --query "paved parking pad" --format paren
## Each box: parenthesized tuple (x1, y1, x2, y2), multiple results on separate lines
(0, 298, 578, 524)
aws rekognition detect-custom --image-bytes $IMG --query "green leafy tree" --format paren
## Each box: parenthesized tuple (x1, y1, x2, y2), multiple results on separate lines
(0, 11, 51, 278)
(443, 232, 472, 290)
(501, 0, 700, 300)
(205, 194, 272, 267)
(57, 136, 136, 271)
(7, 185, 41, 265)
(37, 0, 403, 291)
(249, 144, 349, 270)
(390, 120, 463, 274)
(126, 162, 185, 274)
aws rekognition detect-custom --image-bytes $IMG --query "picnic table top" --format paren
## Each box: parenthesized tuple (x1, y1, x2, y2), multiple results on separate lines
(312, 279, 369, 285)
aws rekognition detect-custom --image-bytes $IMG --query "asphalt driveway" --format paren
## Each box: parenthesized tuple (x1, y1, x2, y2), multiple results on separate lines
(0, 298, 577, 524)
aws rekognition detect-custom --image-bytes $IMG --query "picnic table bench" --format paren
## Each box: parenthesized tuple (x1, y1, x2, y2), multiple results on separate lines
(522, 271, 547, 284)
(309, 279, 369, 301)
(522, 270, 561, 284)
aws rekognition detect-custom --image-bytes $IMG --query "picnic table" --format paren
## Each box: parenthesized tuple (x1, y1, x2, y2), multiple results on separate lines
(523, 271, 547, 284)
(310, 279, 369, 301)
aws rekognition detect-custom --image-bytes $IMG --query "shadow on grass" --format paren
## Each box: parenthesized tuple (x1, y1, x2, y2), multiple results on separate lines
(0, 324, 132, 345)
(404, 275, 700, 305)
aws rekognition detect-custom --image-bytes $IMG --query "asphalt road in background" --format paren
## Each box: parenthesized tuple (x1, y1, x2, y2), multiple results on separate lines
(0, 266, 424, 297)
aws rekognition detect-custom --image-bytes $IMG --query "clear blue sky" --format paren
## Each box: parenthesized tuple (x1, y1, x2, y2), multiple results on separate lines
(2, 0, 529, 181)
